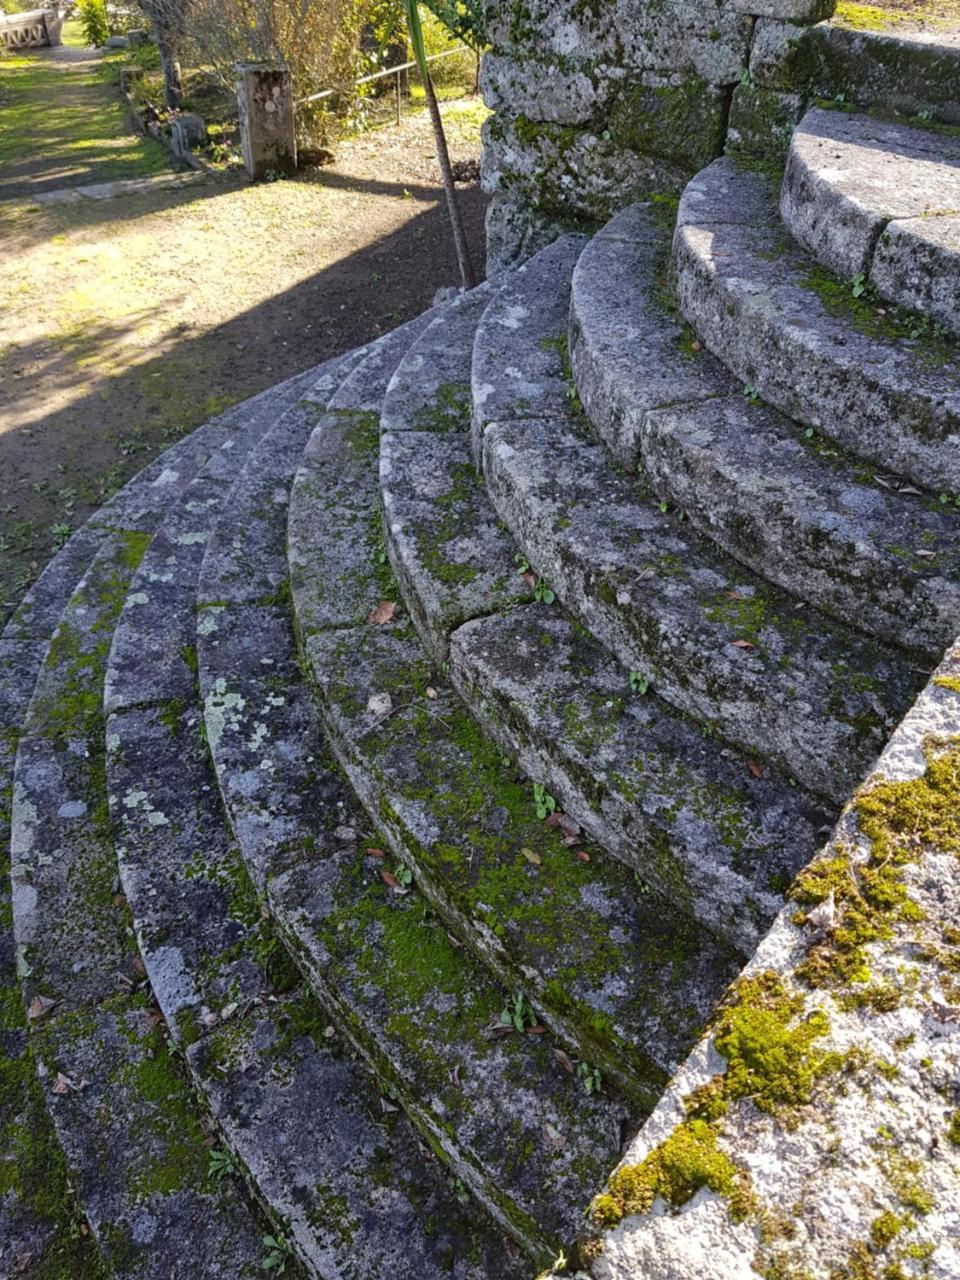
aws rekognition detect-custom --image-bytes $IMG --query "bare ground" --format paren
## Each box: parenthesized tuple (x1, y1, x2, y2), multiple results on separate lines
(0, 77, 488, 621)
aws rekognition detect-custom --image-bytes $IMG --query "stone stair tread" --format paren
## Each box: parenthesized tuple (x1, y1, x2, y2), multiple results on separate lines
(483, 410, 920, 803)
(109, 684, 511, 1279)
(471, 234, 588, 465)
(783, 106, 960, 304)
(569, 202, 736, 467)
(449, 604, 831, 957)
(568, 200, 960, 655)
(375, 290, 832, 956)
(269, 834, 629, 1263)
(1, 378, 319, 1278)
(674, 156, 960, 492)
(102, 339, 521, 1277)
(11, 534, 266, 1276)
(381, 283, 493, 436)
(289, 313, 444, 642)
(642, 394, 960, 658)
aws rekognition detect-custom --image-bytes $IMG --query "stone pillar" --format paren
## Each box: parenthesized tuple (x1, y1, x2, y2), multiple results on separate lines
(42, 9, 63, 47)
(236, 63, 297, 181)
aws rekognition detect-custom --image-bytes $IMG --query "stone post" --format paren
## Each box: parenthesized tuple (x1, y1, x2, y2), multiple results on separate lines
(236, 63, 297, 182)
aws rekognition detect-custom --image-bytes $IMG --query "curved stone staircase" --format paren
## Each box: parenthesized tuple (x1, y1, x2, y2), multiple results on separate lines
(4, 104, 960, 1280)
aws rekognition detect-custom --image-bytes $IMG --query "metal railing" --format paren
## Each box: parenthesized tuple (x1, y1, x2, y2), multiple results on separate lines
(296, 47, 464, 126)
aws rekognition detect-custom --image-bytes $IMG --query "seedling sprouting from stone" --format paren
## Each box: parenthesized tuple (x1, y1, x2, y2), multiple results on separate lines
(579, 1062, 602, 1095)
(629, 670, 650, 695)
(533, 578, 555, 604)
(501, 992, 537, 1033)
(207, 1147, 239, 1183)
(261, 1232, 295, 1273)
(533, 782, 556, 820)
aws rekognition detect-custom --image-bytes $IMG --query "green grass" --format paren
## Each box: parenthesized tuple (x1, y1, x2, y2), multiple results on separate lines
(0, 20, 170, 190)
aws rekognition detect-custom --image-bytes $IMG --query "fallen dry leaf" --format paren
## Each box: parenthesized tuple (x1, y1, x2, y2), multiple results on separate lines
(732, 639, 756, 650)
(27, 995, 56, 1021)
(334, 824, 357, 842)
(521, 847, 542, 866)
(727, 590, 746, 601)
(557, 814, 581, 838)
(113, 893, 126, 908)
(367, 600, 398, 626)
(526, 1024, 547, 1035)
(575, 850, 591, 863)
(521, 571, 536, 589)
(381, 869, 401, 890)
(747, 760, 764, 779)
(425, 687, 438, 700)
(545, 812, 561, 829)
(553, 1047, 575, 1073)
(52, 1073, 71, 1096)
(366, 846, 386, 860)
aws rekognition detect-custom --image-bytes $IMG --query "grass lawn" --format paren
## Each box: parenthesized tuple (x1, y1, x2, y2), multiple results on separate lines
(0, 19, 170, 198)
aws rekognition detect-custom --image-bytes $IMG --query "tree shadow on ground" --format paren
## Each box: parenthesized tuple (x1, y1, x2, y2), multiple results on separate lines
(0, 187, 488, 619)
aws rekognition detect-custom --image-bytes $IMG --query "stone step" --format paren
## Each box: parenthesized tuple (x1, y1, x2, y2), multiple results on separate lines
(379, 274, 831, 958)
(2, 377, 315, 1276)
(472, 234, 588, 468)
(781, 106, 960, 340)
(570, 201, 960, 657)
(381, 287, 532, 661)
(11, 535, 268, 1279)
(475, 238, 921, 804)
(642, 395, 960, 660)
(288, 326, 667, 1261)
(104, 336, 520, 1278)
(674, 156, 960, 493)
(570, 199, 960, 660)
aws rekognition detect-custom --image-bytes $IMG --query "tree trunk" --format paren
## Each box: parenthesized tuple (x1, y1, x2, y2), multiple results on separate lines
(157, 31, 184, 109)
(423, 72, 476, 289)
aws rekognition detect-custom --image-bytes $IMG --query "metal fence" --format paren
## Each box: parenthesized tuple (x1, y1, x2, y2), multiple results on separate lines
(296, 47, 467, 128)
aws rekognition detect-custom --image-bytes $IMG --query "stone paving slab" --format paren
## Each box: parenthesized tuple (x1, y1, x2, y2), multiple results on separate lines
(675, 157, 960, 493)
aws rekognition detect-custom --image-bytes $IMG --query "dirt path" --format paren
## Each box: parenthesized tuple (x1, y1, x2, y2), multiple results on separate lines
(0, 48, 489, 618)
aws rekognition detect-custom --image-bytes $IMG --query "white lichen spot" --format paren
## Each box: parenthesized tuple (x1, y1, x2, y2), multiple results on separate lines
(126, 592, 149, 606)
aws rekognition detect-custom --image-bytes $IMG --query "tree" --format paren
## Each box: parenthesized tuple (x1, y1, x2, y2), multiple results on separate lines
(403, 0, 476, 288)
(137, 0, 188, 108)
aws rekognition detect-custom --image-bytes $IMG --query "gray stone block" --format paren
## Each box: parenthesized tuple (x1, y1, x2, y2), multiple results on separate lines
(873, 214, 960, 340)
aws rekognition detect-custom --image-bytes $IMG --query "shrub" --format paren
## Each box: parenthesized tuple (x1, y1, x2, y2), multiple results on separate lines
(77, 0, 110, 47)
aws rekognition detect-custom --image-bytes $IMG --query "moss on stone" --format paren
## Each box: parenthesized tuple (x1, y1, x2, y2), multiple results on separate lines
(590, 1118, 749, 1227)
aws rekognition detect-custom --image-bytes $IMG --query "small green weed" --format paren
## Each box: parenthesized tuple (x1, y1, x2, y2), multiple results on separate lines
(261, 1232, 295, 1273)
(394, 863, 413, 888)
(533, 782, 556, 820)
(207, 1147, 239, 1183)
(629, 670, 650, 695)
(579, 1062, 602, 1095)
(533, 578, 556, 604)
(500, 992, 537, 1033)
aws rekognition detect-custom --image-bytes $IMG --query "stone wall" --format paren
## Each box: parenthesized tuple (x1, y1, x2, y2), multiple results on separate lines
(479, 0, 960, 272)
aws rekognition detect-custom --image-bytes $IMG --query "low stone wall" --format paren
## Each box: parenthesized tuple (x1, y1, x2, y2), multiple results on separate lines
(0, 8, 62, 51)
(481, 1, 960, 271)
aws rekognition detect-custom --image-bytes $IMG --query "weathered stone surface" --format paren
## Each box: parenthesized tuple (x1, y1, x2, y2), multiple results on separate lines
(782, 105, 960, 291)
(10, 537, 266, 1275)
(270, 840, 631, 1264)
(675, 157, 960, 493)
(641, 394, 960, 657)
(472, 234, 585, 462)
(236, 63, 297, 180)
(795, 19, 960, 124)
(382, 285, 491, 436)
(484, 189, 568, 276)
(569, 202, 734, 467)
(724, 83, 804, 162)
(449, 605, 831, 956)
(381, 432, 529, 659)
(482, 415, 919, 804)
(873, 214, 960, 343)
(586, 642, 960, 1280)
(607, 73, 731, 171)
(480, 53, 617, 126)
(188, 993, 523, 1280)
(288, 313, 440, 640)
